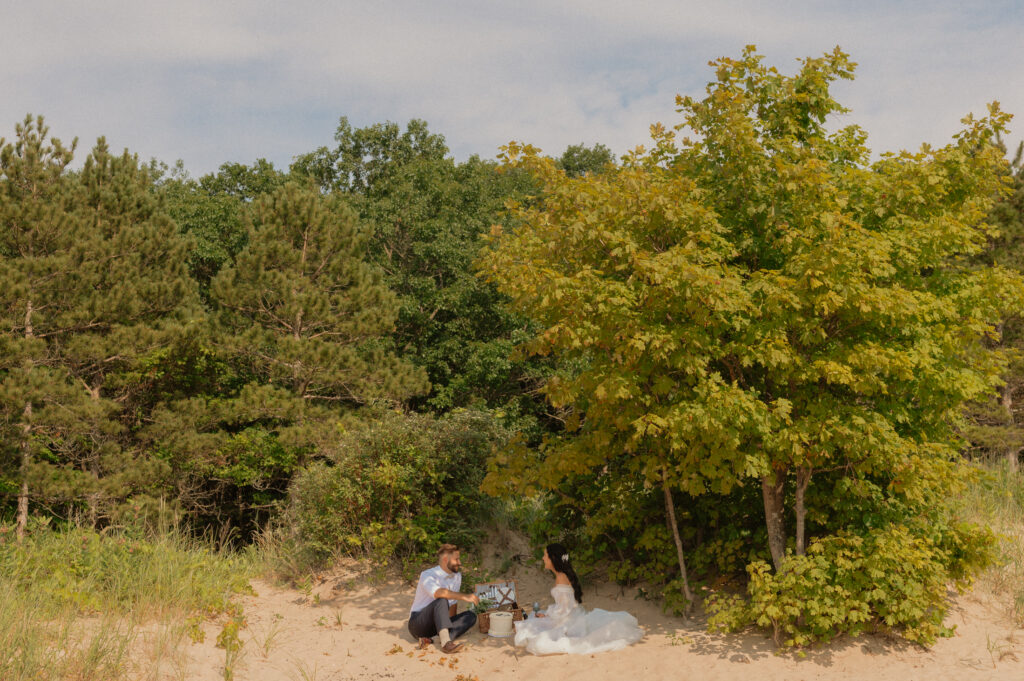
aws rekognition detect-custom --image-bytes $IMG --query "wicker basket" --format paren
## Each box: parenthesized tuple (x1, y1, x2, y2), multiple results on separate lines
(474, 580, 522, 634)
(478, 606, 524, 634)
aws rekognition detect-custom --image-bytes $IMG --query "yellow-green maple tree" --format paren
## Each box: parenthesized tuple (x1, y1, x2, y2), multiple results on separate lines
(480, 47, 1023, 612)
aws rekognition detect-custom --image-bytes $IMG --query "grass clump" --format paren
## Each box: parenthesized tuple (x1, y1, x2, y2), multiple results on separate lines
(0, 520, 255, 681)
(959, 462, 1024, 625)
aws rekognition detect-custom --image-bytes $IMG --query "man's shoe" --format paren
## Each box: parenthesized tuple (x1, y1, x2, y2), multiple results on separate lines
(418, 637, 432, 650)
(440, 641, 463, 654)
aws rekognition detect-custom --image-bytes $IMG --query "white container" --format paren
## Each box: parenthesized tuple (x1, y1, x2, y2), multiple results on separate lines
(487, 611, 515, 638)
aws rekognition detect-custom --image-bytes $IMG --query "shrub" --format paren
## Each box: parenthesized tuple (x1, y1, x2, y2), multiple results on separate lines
(707, 522, 996, 647)
(281, 409, 510, 571)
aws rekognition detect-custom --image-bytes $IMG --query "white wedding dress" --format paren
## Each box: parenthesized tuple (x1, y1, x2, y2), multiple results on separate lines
(513, 584, 643, 655)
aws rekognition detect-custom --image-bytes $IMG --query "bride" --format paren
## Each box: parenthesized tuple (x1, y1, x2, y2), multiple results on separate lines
(513, 542, 643, 655)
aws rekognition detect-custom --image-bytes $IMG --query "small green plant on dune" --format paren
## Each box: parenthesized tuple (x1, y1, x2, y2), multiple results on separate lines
(217, 613, 247, 681)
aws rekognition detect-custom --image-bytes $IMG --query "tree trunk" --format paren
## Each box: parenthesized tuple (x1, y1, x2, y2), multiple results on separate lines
(17, 300, 34, 542)
(16, 403, 31, 542)
(662, 468, 694, 604)
(794, 467, 812, 556)
(86, 382, 102, 528)
(87, 492, 99, 528)
(761, 471, 787, 571)
(1003, 381, 1018, 472)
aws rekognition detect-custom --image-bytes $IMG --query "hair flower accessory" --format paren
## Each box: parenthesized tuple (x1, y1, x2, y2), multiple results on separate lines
(561, 553, 569, 562)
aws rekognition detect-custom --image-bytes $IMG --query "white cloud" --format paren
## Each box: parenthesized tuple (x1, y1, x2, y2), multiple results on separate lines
(1, 1, 1021, 173)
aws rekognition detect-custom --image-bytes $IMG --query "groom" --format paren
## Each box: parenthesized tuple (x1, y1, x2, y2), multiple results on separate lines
(408, 543, 479, 654)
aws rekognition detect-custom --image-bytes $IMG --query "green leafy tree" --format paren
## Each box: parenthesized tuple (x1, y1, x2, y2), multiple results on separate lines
(291, 117, 448, 194)
(481, 47, 1022, 639)
(0, 116, 198, 533)
(292, 118, 544, 417)
(556, 142, 615, 178)
(199, 158, 288, 201)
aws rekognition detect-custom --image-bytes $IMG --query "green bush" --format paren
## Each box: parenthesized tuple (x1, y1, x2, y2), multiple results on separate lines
(281, 409, 509, 571)
(707, 522, 996, 647)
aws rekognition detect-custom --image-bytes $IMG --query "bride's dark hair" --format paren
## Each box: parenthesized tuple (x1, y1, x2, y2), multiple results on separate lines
(547, 542, 582, 603)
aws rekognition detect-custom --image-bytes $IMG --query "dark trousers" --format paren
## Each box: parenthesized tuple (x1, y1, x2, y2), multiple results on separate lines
(408, 598, 477, 641)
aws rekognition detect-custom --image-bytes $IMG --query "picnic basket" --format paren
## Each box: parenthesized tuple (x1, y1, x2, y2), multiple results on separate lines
(474, 580, 523, 634)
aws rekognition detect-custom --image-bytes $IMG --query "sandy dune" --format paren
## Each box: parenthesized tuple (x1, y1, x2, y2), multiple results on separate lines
(173, 548, 1023, 681)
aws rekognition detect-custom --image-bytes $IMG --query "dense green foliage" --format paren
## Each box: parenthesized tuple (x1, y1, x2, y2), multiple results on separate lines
(282, 409, 509, 573)
(965, 138, 1024, 467)
(0, 111, 546, 560)
(292, 118, 548, 418)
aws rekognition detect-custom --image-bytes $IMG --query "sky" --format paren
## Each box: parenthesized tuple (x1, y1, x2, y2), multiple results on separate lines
(2, 1, 1022, 176)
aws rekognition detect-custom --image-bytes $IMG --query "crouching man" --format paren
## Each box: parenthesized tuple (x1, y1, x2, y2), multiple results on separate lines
(408, 543, 479, 653)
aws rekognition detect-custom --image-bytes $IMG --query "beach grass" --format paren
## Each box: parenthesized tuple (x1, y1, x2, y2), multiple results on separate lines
(960, 462, 1024, 625)
(0, 521, 255, 681)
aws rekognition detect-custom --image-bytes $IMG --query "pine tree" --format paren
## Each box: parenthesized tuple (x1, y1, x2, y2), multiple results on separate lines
(142, 183, 428, 528)
(211, 182, 427, 407)
(151, 157, 288, 296)
(0, 116, 198, 533)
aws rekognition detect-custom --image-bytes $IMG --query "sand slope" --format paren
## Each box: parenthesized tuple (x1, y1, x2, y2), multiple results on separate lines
(170, 548, 1023, 681)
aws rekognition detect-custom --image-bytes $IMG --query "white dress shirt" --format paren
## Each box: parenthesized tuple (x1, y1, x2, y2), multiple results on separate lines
(410, 565, 462, 613)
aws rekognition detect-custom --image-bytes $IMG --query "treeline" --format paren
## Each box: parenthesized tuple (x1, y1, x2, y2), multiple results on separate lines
(2, 45, 1024, 648)
(0, 112, 612, 560)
